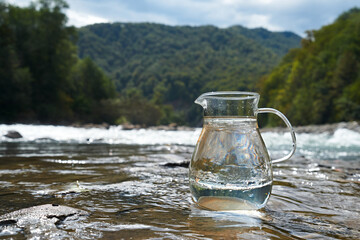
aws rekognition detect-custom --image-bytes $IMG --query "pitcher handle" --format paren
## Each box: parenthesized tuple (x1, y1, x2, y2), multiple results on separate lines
(257, 108, 297, 163)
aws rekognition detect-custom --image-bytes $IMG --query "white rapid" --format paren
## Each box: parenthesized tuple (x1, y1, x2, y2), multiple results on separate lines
(1, 124, 360, 160)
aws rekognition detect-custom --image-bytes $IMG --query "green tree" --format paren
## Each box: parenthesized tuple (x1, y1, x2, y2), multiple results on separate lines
(0, 2, 33, 122)
(260, 8, 360, 126)
(0, 0, 118, 124)
(118, 89, 163, 126)
(70, 57, 116, 122)
(1, 0, 78, 121)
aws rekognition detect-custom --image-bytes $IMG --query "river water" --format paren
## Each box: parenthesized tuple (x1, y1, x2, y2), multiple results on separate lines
(0, 124, 359, 239)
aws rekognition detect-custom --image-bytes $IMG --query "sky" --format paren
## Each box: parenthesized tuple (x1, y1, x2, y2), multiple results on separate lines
(7, 0, 360, 37)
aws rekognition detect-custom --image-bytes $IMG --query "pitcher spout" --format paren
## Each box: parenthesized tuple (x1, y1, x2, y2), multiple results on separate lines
(194, 91, 260, 117)
(194, 94, 208, 110)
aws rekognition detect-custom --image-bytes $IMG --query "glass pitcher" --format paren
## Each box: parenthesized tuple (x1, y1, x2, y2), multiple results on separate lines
(189, 91, 296, 211)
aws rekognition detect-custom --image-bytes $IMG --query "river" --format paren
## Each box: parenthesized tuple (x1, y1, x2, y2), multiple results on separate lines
(0, 124, 359, 239)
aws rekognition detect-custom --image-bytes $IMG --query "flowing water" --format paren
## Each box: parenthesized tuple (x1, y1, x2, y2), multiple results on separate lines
(0, 124, 359, 239)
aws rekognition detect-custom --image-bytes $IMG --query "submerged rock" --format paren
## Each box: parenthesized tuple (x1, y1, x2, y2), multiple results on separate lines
(163, 161, 189, 168)
(4, 130, 22, 139)
(0, 204, 88, 227)
(122, 123, 142, 130)
(34, 137, 57, 143)
(0, 204, 89, 238)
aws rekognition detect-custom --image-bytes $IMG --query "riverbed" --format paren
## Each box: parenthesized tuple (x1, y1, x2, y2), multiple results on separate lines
(0, 124, 359, 239)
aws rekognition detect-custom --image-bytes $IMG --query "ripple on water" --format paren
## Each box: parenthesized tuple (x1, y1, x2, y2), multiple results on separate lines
(0, 131, 360, 239)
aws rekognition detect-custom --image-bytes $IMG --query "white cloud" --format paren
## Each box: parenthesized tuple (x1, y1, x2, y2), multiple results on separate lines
(111, 9, 177, 26)
(242, 14, 283, 31)
(7, 0, 33, 6)
(66, 10, 110, 27)
(6, 0, 360, 36)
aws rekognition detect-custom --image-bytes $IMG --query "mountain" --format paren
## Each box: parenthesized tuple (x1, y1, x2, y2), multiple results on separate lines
(77, 23, 301, 124)
(259, 8, 360, 126)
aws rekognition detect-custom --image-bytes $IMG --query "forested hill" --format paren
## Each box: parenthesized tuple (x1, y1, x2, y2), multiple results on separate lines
(259, 8, 360, 126)
(2, 1, 358, 127)
(77, 23, 301, 124)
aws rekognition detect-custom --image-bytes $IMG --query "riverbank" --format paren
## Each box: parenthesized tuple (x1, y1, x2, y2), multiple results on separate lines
(76, 121, 360, 133)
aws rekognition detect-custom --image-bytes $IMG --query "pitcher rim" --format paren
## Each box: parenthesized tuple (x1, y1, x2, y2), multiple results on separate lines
(197, 91, 259, 100)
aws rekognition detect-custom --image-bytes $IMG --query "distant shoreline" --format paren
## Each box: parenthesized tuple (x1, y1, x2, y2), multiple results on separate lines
(55, 120, 360, 134)
(2, 121, 359, 134)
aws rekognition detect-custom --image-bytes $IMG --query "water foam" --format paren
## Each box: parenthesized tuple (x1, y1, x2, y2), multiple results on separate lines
(261, 128, 360, 160)
(1, 124, 360, 160)
(0, 124, 201, 145)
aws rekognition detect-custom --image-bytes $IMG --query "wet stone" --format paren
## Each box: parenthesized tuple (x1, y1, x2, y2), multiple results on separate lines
(4, 130, 22, 139)
(0, 204, 88, 226)
(163, 161, 189, 168)
(0, 204, 89, 237)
